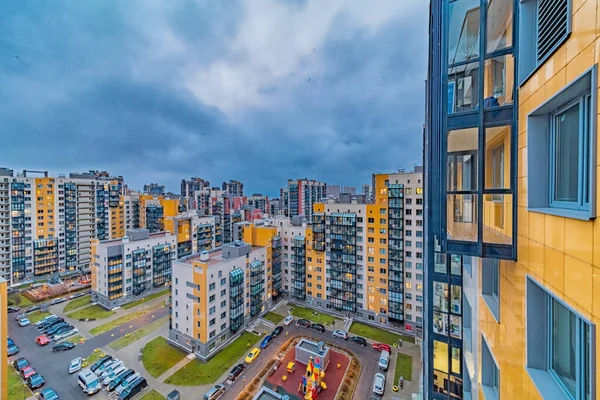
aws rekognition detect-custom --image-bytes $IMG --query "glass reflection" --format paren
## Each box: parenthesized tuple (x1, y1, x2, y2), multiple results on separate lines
(484, 55, 514, 108)
(486, 0, 513, 53)
(448, 0, 481, 64)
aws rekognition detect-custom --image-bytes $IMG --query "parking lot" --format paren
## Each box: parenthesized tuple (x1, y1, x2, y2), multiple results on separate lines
(7, 303, 168, 400)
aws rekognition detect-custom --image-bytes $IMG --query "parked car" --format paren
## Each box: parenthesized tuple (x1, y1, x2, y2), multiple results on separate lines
(373, 372, 386, 395)
(245, 348, 261, 364)
(69, 358, 83, 374)
(98, 359, 119, 373)
(15, 312, 26, 321)
(108, 369, 135, 392)
(7, 306, 21, 313)
(118, 377, 148, 400)
(27, 373, 45, 390)
(101, 361, 124, 379)
(296, 319, 310, 328)
(310, 323, 325, 333)
(90, 355, 113, 372)
(50, 297, 67, 305)
(37, 388, 60, 400)
(103, 365, 127, 386)
(26, 305, 41, 313)
(283, 315, 294, 326)
(7, 337, 14, 346)
(202, 384, 225, 400)
(50, 325, 74, 338)
(13, 357, 29, 371)
(228, 363, 246, 381)
(21, 366, 36, 379)
(260, 335, 273, 349)
(271, 326, 283, 338)
(54, 328, 79, 341)
(35, 315, 57, 327)
(69, 292, 86, 300)
(40, 319, 64, 332)
(114, 373, 140, 396)
(36, 335, 51, 346)
(18, 318, 31, 327)
(372, 343, 391, 353)
(332, 330, 348, 340)
(52, 342, 75, 352)
(8, 344, 19, 356)
(350, 336, 367, 346)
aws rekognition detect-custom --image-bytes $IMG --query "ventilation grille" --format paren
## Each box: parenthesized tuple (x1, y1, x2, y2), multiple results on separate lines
(537, 0, 569, 62)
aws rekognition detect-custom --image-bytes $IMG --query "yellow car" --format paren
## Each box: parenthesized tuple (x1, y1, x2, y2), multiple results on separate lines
(245, 348, 261, 364)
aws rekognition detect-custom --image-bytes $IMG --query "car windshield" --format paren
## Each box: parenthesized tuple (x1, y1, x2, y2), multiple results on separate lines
(88, 379, 99, 388)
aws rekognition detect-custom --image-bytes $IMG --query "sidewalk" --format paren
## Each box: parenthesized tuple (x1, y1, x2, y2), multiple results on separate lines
(384, 340, 422, 399)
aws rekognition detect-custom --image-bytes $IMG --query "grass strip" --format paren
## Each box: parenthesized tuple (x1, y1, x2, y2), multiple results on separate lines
(63, 295, 92, 313)
(109, 317, 167, 350)
(67, 304, 115, 321)
(349, 321, 415, 344)
(141, 336, 187, 378)
(122, 289, 169, 310)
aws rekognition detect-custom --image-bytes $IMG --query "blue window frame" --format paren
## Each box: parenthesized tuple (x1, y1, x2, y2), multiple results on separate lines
(548, 297, 592, 399)
(549, 94, 591, 212)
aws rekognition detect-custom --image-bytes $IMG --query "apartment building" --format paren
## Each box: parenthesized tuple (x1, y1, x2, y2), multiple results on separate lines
(123, 193, 179, 233)
(91, 229, 176, 309)
(222, 179, 244, 196)
(181, 177, 209, 198)
(326, 185, 357, 199)
(169, 242, 270, 358)
(246, 193, 269, 214)
(0, 168, 124, 284)
(195, 186, 225, 216)
(425, 1, 598, 399)
(279, 188, 289, 216)
(164, 212, 219, 258)
(269, 198, 281, 216)
(287, 179, 327, 219)
(143, 183, 165, 196)
(0, 277, 7, 400)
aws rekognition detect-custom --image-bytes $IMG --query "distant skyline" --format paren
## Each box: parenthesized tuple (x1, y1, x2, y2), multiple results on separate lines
(0, 0, 428, 195)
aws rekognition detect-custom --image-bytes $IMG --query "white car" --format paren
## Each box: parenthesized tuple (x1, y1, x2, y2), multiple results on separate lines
(332, 330, 348, 340)
(69, 357, 83, 374)
(103, 365, 127, 386)
(115, 373, 140, 396)
(98, 359, 118, 373)
(54, 328, 79, 341)
(373, 372, 386, 395)
(283, 315, 294, 326)
(101, 360, 124, 379)
(18, 318, 31, 327)
(35, 315, 56, 327)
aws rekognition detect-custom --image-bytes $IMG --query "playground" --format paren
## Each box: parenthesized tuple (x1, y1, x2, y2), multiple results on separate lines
(263, 338, 350, 400)
(21, 273, 91, 302)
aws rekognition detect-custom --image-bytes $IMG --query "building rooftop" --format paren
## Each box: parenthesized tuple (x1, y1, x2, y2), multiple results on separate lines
(98, 229, 171, 245)
(180, 243, 263, 267)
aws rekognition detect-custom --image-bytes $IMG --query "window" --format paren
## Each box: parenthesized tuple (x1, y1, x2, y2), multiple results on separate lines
(526, 277, 593, 399)
(416, 242, 423, 248)
(368, 218, 374, 224)
(416, 230, 423, 237)
(209, 295, 215, 303)
(379, 218, 386, 224)
(209, 283, 215, 291)
(482, 258, 500, 321)
(527, 68, 597, 219)
(220, 278, 226, 285)
(405, 188, 412, 195)
(406, 230, 412, 236)
(379, 268, 386, 274)
(379, 238, 387, 244)
(406, 209, 412, 216)
(519, 0, 570, 82)
(406, 198, 412, 205)
(406, 251, 412, 257)
(482, 335, 500, 399)
(209, 306, 216, 315)
(405, 261, 412, 269)
(406, 272, 412, 279)
(221, 289, 226, 296)
(380, 208, 386, 214)
(379, 258, 386, 265)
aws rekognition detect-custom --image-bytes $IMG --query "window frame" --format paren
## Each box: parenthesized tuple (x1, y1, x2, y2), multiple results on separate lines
(549, 94, 592, 211)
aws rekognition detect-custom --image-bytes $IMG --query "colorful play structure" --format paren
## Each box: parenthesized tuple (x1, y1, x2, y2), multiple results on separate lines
(299, 356, 327, 399)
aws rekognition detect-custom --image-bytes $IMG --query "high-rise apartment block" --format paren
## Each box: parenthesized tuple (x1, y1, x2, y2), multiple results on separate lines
(143, 183, 165, 196)
(169, 241, 271, 358)
(424, 1, 599, 399)
(287, 179, 326, 219)
(222, 180, 244, 196)
(279, 188, 289, 216)
(0, 168, 124, 284)
(180, 177, 209, 198)
(91, 229, 176, 309)
(326, 185, 357, 199)
(164, 212, 220, 259)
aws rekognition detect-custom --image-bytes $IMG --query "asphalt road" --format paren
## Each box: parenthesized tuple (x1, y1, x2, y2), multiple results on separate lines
(7, 306, 169, 400)
(220, 324, 383, 400)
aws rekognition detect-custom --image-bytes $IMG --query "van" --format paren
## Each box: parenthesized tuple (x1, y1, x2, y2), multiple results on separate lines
(203, 384, 225, 400)
(78, 368, 100, 395)
(378, 350, 390, 371)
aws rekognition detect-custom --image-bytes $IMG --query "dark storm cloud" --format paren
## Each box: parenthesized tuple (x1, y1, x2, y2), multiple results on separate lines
(0, 0, 428, 196)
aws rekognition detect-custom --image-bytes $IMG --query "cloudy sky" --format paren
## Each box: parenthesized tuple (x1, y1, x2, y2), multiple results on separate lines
(0, 0, 428, 196)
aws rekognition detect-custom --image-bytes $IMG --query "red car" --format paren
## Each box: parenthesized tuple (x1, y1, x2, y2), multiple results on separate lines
(372, 343, 392, 353)
(20, 366, 36, 379)
(36, 335, 50, 346)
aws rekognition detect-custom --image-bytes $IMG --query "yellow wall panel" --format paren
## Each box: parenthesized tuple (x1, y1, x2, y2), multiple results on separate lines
(527, 212, 545, 246)
(564, 255, 594, 315)
(564, 218, 594, 264)
(543, 247, 565, 294)
(543, 215, 565, 253)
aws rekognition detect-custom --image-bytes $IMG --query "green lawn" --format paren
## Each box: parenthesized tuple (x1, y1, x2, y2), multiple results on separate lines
(394, 353, 413, 383)
(90, 307, 156, 336)
(8, 366, 32, 400)
(109, 317, 167, 350)
(67, 304, 115, 321)
(83, 349, 104, 366)
(142, 336, 187, 378)
(63, 295, 92, 313)
(7, 293, 34, 307)
(165, 331, 263, 385)
(290, 306, 339, 326)
(262, 312, 284, 324)
(28, 310, 51, 323)
(349, 322, 415, 344)
(140, 390, 166, 400)
(64, 334, 85, 344)
(122, 289, 169, 310)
